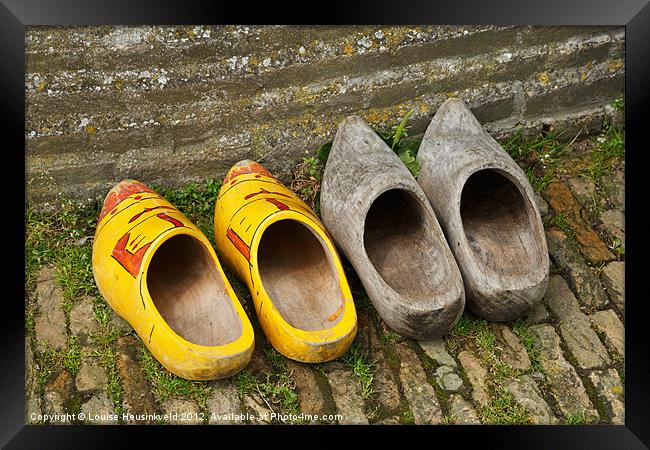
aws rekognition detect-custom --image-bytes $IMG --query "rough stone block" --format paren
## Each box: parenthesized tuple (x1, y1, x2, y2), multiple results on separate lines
(546, 229, 609, 310)
(207, 380, 243, 425)
(505, 375, 557, 424)
(161, 397, 202, 425)
(69, 296, 100, 346)
(326, 368, 368, 425)
(588, 369, 624, 424)
(491, 323, 532, 371)
(395, 342, 442, 424)
(590, 309, 624, 356)
(448, 394, 481, 424)
(529, 324, 598, 422)
(115, 336, 159, 424)
(75, 360, 108, 393)
(601, 261, 624, 316)
(81, 393, 117, 424)
(457, 350, 490, 406)
(545, 276, 610, 369)
(543, 181, 613, 265)
(34, 266, 68, 353)
(287, 360, 329, 417)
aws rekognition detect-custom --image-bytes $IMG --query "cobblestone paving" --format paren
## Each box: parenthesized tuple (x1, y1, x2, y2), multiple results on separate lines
(25, 136, 624, 425)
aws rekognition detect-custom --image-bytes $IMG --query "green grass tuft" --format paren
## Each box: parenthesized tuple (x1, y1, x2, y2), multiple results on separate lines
(380, 329, 402, 348)
(377, 109, 420, 177)
(563, 410, 590, 425)
(265, 347, 288, 372)
(511, 319, 544, 374)
(56, 245, 96, 305)
(451, 314, 489, 338)
(544, 212, 577, 239)
(585, 122, 624, 181)
(399, 407, 415, 424)
(25, 199, 100, 288)
(62, 336, 83, 375)
(139, 343, 210, 407)
(232, 369, 299, 417)
(36, 346, 59, 386)
(479, 386, 531, 424)
(233, 369, 258, 396)
(93, 346, 124, 415)
(343, 341, 376, 400)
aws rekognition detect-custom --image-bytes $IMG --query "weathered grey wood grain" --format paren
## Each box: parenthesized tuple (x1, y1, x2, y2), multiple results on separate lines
(416, 98, 549, 321)
(320, 116, 465, 339)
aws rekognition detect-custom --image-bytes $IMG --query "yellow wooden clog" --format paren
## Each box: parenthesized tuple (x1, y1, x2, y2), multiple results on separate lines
(92, 180, 254, 380)
(214, 160, 357, 363)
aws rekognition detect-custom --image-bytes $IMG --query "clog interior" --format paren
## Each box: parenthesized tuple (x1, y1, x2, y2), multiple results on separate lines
(258, 220, 344, 331)
(147, 234, 243, 346)
(460, 169, 540, 274)
(364, 189, 451, 299)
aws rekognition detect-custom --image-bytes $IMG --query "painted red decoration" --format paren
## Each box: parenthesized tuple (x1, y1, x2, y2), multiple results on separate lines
(99, 181, 155, 222)
(111, 233, 152, 278)
(226, 227, 251, 262)
(266, 198, 290, 211)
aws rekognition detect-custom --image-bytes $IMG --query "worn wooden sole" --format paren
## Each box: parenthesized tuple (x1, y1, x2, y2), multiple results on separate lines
(213, 160, 357, 363)
(416, 98, 550, 321)
(92, 180, 254, 380)
(320, 116, 465, 339)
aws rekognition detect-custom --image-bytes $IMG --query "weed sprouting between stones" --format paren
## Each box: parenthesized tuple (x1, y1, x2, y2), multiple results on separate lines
(451, 313, 488, 338)
(500, 126, 579, 194)
(399, 407, 415, 424)
(449, 314, 533, 424)
(36, 345, 59, 387)
(291, 153, 324, 212)
(376, 108, 420, 177)
(62, 335, 83, 375)
(342, 341, 377, 400)
(265, 347, 288, 372)
(586, 122, 624, 181)
(139, 342, 211, 409)
(544, 212, 577, 240)
(229, 348, 300, 419)
(232, 367, 300, 418)
(563, 410, 590, 425)
(511, 319, 544, 374)
(93, 345, 124, 415)
(479, 386, 530, 425)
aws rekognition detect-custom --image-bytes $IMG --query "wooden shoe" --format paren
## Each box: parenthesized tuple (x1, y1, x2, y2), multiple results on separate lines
(213, 160, 357, 363)
(320, 116, 465, 339)
(416, 98, 550, 321)
(92, 180, 254, 380)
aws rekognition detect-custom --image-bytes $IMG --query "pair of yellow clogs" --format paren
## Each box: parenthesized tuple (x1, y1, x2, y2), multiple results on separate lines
(92, 160, 357, 380)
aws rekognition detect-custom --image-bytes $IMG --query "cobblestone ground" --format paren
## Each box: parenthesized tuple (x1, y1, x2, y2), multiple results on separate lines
(25, 133, 624, 425)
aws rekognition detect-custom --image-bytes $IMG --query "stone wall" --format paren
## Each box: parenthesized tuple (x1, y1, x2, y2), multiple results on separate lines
(25, 25, 624, 208)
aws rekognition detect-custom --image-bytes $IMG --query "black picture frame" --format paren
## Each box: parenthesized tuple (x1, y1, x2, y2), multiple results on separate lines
(4, 0, 648, 447)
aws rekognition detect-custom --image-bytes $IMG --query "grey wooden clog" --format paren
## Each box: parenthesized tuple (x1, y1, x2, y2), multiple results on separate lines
(416, 98, 549, 321)
(320, 116, 465, 339)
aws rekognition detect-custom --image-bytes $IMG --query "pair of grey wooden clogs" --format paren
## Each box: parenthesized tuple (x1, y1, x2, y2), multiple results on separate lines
(320, 98, 550, 340)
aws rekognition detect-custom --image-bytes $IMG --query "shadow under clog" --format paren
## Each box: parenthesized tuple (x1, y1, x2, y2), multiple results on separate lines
(92, 180, 254, 380)
(320, 116, 465, 340)
(213, 160, 357, 363)
(416, 98, 550, 321)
